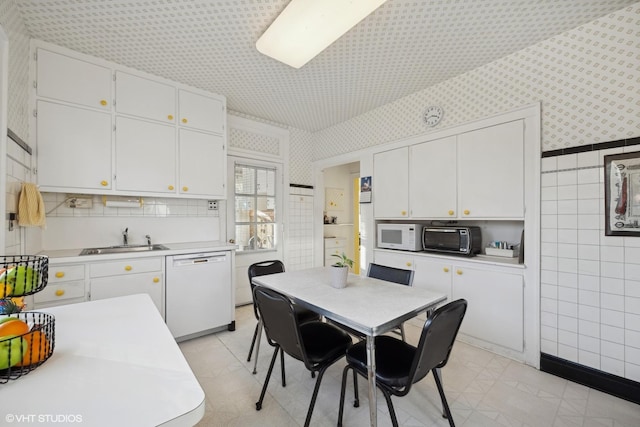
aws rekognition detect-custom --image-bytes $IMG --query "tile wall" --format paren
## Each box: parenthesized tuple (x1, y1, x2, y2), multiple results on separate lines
(5, 138, 31, 255)
(540, 144, 640, 382)
(286, 185, 314, 271)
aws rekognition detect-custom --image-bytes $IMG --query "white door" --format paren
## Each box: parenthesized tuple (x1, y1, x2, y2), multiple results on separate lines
(227, 156, 284, 305)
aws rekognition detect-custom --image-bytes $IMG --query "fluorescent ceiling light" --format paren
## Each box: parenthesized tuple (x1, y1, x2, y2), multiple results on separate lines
(256, 0, 388, 69)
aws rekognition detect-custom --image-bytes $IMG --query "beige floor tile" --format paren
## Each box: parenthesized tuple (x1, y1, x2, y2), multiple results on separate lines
(179, 305, 640, 427)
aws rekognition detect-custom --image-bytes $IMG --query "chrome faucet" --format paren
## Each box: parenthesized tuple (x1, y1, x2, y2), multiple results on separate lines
(145, 234, 152, 246)
(122, 228, 129, 246)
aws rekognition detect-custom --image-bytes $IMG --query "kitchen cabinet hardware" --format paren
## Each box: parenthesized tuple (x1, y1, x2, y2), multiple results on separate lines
(456, 269, 463, 275)
(463, 210, 470, 215)
(406, 262, 412, 267)
(101, 180, 108, 186)
(182, 186, 189, 192)
(55, 289, 65, 297)
(167, 114, 174, 120)
(168, 185, 174, 190)
(448, 210, 454, 216)
(443, 267, 449, 273)
(55, 272, 64, 278)
(100, 99, 107, 106)
(153, 277, 160, 283)
(124, 265, 132, 271)
(182, 118, 188, 124)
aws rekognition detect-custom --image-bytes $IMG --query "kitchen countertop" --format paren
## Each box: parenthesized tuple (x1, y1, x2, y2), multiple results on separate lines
(0, 294, 205, 426)
(38, 240, 237, 263)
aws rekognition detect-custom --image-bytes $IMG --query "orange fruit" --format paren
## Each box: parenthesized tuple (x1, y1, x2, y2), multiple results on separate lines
(0, 319, 29, 337)
(16, 330, 51, 366)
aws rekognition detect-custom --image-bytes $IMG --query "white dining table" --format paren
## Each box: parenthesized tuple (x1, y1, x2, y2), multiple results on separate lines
(252, 266, 447, 427)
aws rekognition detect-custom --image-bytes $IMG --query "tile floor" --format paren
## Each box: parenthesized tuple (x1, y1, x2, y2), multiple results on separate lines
(179, 305, 640, 427)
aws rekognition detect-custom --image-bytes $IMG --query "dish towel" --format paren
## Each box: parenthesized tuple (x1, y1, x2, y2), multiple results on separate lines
(17, 183, 46, 227)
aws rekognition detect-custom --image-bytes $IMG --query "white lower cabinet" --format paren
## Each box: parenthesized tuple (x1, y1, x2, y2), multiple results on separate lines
(33, 263, 86, 309)
(374, 249, 524, 354)
(324, 237, 347, 266)
(89, 257, 164, 318)
(452, 265, 524, 352)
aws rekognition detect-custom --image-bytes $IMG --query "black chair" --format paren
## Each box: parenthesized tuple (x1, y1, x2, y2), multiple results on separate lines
(367, 263, 415, 341)
(338, 299, 467, 427)
(253, 286, 352, 427)
(247, 260, 321, 379)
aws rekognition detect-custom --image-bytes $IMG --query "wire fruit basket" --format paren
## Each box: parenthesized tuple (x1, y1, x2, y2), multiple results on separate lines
(0, 255, 54, 382)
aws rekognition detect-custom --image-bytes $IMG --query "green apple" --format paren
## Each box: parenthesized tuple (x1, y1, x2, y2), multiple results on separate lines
(4, 266, 39, 295)
(0, 316, 18, 325)
(0, 335, 28, 369)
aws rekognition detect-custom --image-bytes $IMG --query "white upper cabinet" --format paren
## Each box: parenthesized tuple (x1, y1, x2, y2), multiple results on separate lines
(115, 117, 176, 193)
(409, 136, 457, 218)
(179, 89, 224, 134)
(373, 147, 409, 219)
(115, 71, 176, 124)
(36, 48, 111, 110)
(32, 41, 227, 199)
(457, 120, 524, 218)
(36, 100, 112, 191)
(178, 129, 225, 197)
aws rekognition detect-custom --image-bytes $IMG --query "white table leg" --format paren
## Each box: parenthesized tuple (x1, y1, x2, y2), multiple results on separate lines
(366, 335, 377, 427)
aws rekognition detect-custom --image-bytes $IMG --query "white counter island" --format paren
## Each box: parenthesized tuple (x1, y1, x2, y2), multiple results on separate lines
(0, 294, 205, 426)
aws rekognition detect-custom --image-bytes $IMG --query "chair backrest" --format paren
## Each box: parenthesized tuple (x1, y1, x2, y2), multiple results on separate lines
(410, 299, 467, 386)
(367, 263, 414, 286)
(248, 260, 285, 319)
(253, 286, 305, 363)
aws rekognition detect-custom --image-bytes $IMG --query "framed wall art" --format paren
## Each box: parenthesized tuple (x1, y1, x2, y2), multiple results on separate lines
(360, 176, 372, 203)
(604, 151, 640, 236)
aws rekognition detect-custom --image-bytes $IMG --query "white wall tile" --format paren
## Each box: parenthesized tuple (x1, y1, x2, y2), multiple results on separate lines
(541, 229, 558, 243)
(624, 247, 640, 264)
(558, 215, 578, 229)
(601, 309, 624, 328)
(601, 261, 624, 279)
(625, 296, 640, 316)
(558, 327, 578, 344)
(601, 293, 624, 311)
(624, 264, 640, 281)
(557, 185, 577, 200)
(541, 339, 558, 356)
(601, 356, 625, 377)
(625, 313, 640, 333)
(577, 168, 600, 184)
(541, 297, 558, 314)
(557, 154, 577, 170)
(577, 151, 599, 168)
(577, 199, 600, 215)
(541, 200, 557, 215)
(558, 229, 578, 244)
(578, 259, 600, 276)
(578, 289, 599, 307)
(558, 301, 578, 317)
(557, 170, 577, 186)
(601, 338, 624, 358)
(541, 270, 558, 285)
(558, 243, 577, 258)
(578, 245, 600, 261)
(541, 157, 557, 172)
(578, 350, 600, 370)
(578, 274, 599, 292)
(558, 257, 578, 274)
(578, 334, 600, 352)
(558, 344, 578, 363)
(557, 200, 577, 214)
(600, 246, 624, 262)
(626, 361, 640, 382)
(578, 304, 599, 321)
(625, 280, 640, 298)
(577, 183, 601, 199)
(541, 172, 558, 187)
(558, 272, 578, 288)
(626, 329, 640, 349)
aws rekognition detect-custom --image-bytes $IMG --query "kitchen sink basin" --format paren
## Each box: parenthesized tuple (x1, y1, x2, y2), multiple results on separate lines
(79, 244, 169, 256)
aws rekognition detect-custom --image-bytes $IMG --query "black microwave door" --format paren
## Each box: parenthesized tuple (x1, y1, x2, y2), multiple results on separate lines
(423, 229, 460, 251)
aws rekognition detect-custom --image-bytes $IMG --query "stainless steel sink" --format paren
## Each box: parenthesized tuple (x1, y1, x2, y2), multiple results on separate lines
(79, 244, 169, 256)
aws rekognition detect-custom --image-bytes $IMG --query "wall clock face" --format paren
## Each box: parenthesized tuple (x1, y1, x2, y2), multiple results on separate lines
(423, 106, 443, 127)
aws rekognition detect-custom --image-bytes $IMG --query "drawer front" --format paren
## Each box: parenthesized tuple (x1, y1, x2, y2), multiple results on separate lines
(34, 280, 85, 304)
(48, 264, 85, 283)
(90, 258, 163, 278)
(324, 247, 344, 259)
(324, 238, 346, 249)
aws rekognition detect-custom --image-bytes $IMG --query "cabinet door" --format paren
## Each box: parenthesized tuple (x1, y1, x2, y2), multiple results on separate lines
(373, 147, 409, 218)
(115, 71, 176, 124)
(457, 120, 524, 218)
(178, 89, 224, 134)
(115, 116, 176, 193)
(452, 265, 523, 352)
(178, 128, 225, 197)
(36, 100, 112, 190)
(412, 257, 452, 303)
(36, 48, 112, 110)
(90, 272, 164, 317)
(410, 136, 457, 218)
(373, 250, 415, 271)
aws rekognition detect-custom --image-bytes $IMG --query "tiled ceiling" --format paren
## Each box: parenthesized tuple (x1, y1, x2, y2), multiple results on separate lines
(14, 0, 637, 132)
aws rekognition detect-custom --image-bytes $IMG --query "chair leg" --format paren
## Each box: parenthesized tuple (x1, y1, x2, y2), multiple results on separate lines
(303, 365, 329, 427)
(432, 368, 455, 427)
(400, 324, 406, 342)
(381, 389, 399, 427)
(256, 346, 280, 411)
(280, 348, 286, 387)
(247, 322, 259, 362)
(252, 320, 263, 374)
(337, 365, 351, 427)
(352, 369, 359, 407)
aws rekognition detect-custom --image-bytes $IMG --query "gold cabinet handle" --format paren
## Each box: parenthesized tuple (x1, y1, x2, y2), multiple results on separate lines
(443, 267, 449, 273)
(182, 118, 188, 124)
(406, 262, 412, 267)
(168, 185, 174, 190)
(55, 271, 65, 278)
(153, 277, 160, 283)
(401, 210, 407, 216)
(124, 265, 132, 271)
(182, 186, 189, 192)
(448, 210, 454, 216)
(55, 289, 65, 297)
(101, 180, 108, 186)
(463, 209, 470, 215)
(167, 114, 174, 121)
(100, 99, 108, 106)
(456, 269, 463, 275)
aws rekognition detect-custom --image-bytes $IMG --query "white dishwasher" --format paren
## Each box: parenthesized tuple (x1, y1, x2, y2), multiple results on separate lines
(165, 251, 235, 341)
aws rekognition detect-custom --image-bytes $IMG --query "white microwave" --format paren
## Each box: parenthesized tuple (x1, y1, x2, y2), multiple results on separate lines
(377, 223, 422, 251)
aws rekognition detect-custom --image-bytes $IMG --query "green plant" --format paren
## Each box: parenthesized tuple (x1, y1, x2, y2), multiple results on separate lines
(331, 252, 353, 268)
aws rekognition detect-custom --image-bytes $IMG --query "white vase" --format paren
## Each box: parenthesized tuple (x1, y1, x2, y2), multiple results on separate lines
(330, 266, 349, 289)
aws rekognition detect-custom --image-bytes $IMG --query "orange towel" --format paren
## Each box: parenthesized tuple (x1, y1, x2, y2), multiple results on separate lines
(17, 183, 46, 227)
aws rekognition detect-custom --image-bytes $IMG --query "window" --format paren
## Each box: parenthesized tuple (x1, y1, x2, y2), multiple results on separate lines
(234, 163, 277, 252)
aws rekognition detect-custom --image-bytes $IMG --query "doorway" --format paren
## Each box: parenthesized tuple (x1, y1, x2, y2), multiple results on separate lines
(321, 162, 360, 273)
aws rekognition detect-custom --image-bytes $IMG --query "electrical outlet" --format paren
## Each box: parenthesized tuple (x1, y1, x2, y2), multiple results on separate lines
(208, 200, 218, 210)
(66, 197, 93, 209)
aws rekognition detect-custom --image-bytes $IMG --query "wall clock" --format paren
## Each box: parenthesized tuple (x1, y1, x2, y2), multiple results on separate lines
(423, 106, 443, 127)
